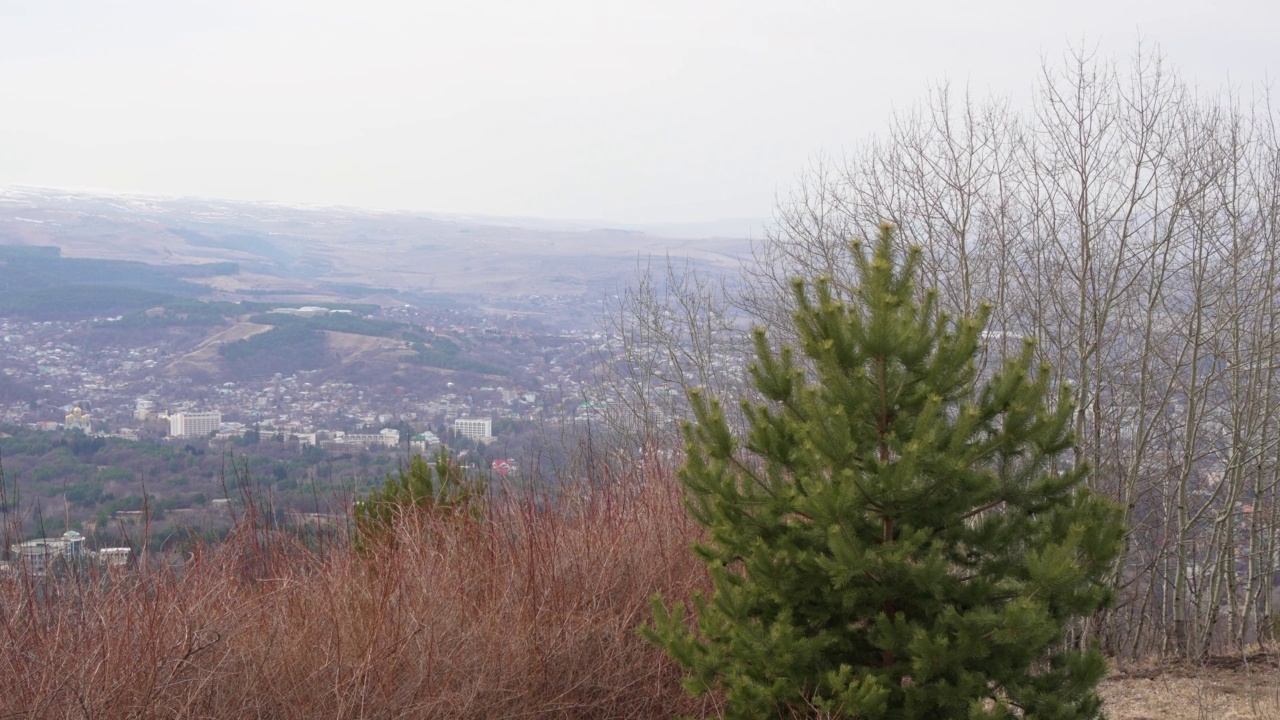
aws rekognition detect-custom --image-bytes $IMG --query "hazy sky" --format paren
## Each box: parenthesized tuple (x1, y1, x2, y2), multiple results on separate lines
(0, 1, 1276, 224)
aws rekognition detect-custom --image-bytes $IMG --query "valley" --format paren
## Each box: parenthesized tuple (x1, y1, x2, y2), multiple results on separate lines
(0, 188, 753, 546)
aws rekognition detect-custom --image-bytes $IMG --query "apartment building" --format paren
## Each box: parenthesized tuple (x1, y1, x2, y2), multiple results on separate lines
(453, 417, 492, 442)
(169, 410, 222, 438)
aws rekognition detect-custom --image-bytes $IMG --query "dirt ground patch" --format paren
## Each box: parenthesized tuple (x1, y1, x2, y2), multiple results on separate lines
(162, 320, 275, 377)
(1101, 653, 1280, 719)
(321, 329, 413, 361)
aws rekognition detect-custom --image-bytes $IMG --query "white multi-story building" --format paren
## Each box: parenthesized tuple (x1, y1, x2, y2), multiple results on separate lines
(453, 417, 492, 442)
(169, 411, 222, 438)
(326, 428, 401, 448)
(10, 531, 85, 574)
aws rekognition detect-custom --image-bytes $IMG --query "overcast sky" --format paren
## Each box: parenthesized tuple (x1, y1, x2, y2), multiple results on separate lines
(0, 1, 1276, 225)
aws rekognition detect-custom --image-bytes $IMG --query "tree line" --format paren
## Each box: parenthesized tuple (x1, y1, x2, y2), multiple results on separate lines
(604, 43, 1280, 659)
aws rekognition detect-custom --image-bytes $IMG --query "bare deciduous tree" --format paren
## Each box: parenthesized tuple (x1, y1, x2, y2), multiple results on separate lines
(599, 41, 1280, 659)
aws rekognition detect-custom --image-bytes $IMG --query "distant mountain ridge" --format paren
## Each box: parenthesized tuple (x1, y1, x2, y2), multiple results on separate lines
(0, 186, 755, 304)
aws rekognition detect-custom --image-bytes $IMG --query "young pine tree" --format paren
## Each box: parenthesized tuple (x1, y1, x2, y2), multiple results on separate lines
(646, 224, 1124, 719)
(353, 448, 484, 549)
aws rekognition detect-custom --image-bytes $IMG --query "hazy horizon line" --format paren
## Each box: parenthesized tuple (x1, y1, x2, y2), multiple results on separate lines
(0, 183, 771, 240)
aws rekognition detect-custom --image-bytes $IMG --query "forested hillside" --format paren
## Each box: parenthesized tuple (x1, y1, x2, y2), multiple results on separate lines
(0, 426, 373, 548)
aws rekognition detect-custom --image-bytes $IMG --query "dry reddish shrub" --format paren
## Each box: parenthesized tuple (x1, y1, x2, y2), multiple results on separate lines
(0, 466, 718, 719)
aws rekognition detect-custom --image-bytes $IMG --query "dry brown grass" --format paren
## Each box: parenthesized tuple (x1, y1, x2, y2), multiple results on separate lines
(0, 471, 718, 719)
(1100, 654, 1280, 720)
(6, 465, 1280, 719)
(161, 320, 274, 377)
